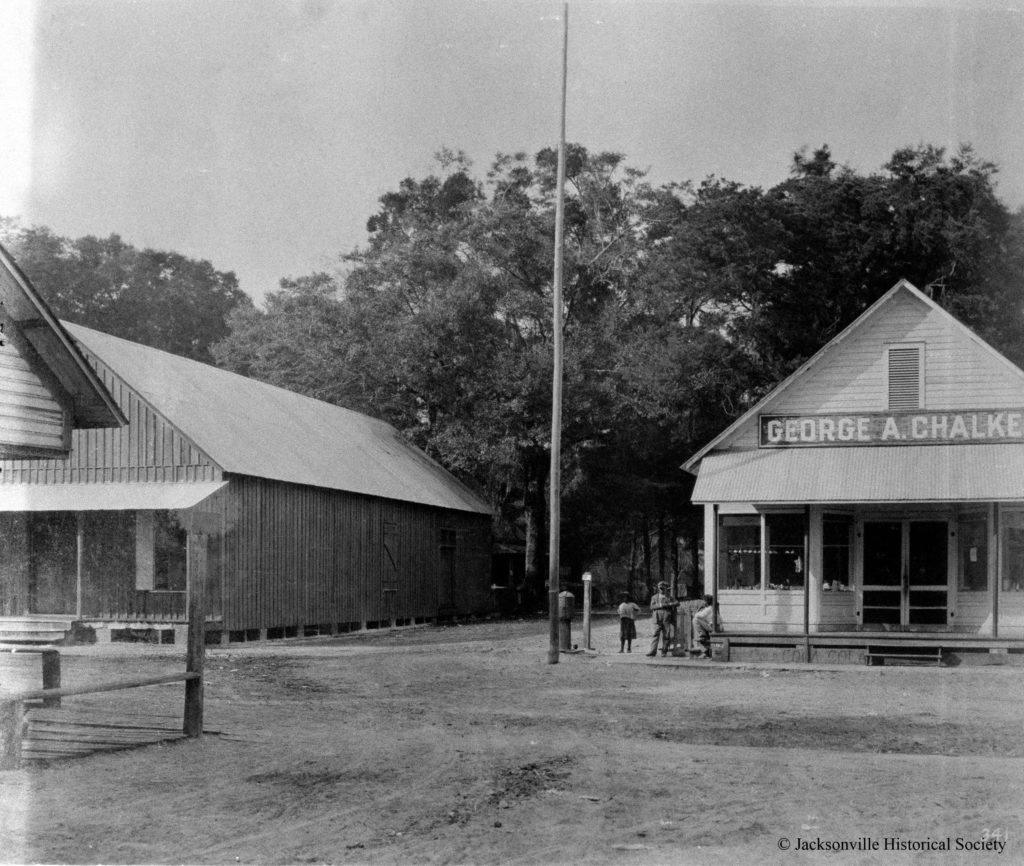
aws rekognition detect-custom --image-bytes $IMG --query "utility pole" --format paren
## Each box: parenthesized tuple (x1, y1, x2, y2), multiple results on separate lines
(547, 2, 569, 665)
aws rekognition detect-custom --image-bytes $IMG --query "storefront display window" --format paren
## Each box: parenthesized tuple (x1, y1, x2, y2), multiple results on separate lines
(766, 514, 805, 589)
(822, 516, 852, 591)
(718, 513, 807, 590)
(719, 516, 760, 590)
(957, 515, 988, 592)
(1001, 509, 1024, 593)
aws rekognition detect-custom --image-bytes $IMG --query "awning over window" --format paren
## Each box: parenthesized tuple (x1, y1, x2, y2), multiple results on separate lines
(0, 481, 227, 512)
(691, 445, 1024, 504)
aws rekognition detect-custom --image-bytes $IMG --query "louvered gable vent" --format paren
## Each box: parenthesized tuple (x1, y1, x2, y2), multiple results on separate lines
(888, 346, 921, 410)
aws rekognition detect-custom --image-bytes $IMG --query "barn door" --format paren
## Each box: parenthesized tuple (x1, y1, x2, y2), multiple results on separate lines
(439, 528, 457, 612)
(382, 521, 398, 625)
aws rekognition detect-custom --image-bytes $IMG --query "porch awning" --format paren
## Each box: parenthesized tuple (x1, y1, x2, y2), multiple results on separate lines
(0, 481, 227, 512)
(691, 445, 1024, 504)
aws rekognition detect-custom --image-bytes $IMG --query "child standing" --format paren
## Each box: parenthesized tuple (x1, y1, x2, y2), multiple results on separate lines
(692, 594, 716, 659)
(617, 593, 641, 653)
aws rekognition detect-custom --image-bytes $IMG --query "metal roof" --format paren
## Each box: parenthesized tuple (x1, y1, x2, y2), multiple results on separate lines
(692, 445, 1024, 504)
(0, 481, 226, 512)
(63, 323, 492, 515)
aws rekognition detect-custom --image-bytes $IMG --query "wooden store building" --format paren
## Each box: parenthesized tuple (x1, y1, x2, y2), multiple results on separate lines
(0, 319, 494, 645)
(683, 280, 1024, 664)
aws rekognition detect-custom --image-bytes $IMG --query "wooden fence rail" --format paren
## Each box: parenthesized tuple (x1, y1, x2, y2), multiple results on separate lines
(0, 549, 207, 770)
(8, 671, 199, 703)
(0, 672, 202, 769)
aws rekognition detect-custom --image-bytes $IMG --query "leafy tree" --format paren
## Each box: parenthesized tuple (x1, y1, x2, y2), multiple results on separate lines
(728, 144, 1024, 383)
(0, 219, 251, 363)
(214, 143, 1024, 604)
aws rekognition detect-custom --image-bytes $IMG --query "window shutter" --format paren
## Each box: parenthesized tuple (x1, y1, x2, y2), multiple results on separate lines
(888, 347, 921, 410)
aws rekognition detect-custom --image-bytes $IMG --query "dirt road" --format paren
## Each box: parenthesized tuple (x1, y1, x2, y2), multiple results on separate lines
(1, 614, 1022, 865)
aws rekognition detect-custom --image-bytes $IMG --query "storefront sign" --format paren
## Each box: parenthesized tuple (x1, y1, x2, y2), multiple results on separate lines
(759, 410, 1024, 447)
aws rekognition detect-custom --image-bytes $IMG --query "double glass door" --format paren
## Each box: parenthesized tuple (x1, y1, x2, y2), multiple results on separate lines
(861, 520, 949, 628)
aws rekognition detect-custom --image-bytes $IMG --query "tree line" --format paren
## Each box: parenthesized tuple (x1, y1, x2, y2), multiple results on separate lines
(4, 143, 1024, 603)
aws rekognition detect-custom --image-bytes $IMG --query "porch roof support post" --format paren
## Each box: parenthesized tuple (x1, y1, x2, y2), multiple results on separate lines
(711, 504, 719, 629)
(183, 530, 206, 738)
(993, 502, 1000, 639)
(803, 505, 810, 661)
(75, 512, 84, 619)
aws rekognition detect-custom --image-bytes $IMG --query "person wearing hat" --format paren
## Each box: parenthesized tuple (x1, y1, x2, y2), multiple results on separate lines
(646, 581, 678, 657)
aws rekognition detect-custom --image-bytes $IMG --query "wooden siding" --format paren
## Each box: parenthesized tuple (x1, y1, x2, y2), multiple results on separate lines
(0, 513, 30, 615)
(0, 345, 494, 628)
(219, 477, 492, 632)
(0, 355, 220, 484)
(0, 475, 491, 626)
(724, 291, 1024, 451)
(0, 322, 68, 455)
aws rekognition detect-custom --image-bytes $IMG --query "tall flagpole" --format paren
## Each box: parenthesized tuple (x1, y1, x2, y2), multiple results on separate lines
(547, 2, 568, 665)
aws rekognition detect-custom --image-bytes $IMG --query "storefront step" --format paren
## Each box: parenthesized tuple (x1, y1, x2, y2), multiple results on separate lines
(864, 647, 944, 666)
(0, 617, 76, 645)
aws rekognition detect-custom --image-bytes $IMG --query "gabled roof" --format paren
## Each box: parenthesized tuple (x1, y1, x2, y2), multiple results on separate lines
(0, 244, 124, 429)
(63, 323, 492, 515)
(682, 279, 1024, 472)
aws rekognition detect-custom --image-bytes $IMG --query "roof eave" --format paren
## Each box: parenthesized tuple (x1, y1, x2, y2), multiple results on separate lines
(0, 243, 126, 429)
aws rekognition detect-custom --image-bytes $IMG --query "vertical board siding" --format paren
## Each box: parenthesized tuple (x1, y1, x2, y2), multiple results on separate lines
(0, 340, 494, 630)
(0, 513, 30, 615)
(220, 476, 492, 632)
(0, 347, 225, 624)
(0, 355, 220, 484)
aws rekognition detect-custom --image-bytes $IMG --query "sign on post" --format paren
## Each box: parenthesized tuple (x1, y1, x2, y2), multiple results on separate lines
(582, 572, 592, 651)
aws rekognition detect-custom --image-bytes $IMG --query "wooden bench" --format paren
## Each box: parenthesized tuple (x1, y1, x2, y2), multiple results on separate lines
(864, 647, 944, 666)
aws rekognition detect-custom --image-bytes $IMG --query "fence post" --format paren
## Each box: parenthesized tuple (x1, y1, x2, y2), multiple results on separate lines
(41, 650, 61, 708)
(183, 531, 206, 738)
(0, 701, 23, 770)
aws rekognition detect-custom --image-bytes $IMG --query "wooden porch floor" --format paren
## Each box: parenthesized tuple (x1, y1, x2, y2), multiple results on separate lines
(709, 630, 1024, 664)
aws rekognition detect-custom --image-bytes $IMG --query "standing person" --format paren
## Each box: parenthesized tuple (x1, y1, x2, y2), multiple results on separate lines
(692, 594, 716, 659)
(646, 581, 678, 657)
(617, 593, 640, 653)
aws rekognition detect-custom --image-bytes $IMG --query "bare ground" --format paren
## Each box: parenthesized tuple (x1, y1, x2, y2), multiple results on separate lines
(1, 614, 1023, 866)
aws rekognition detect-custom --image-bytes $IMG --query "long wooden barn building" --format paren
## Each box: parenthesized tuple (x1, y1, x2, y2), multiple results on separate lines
(0, 323, 494, 644)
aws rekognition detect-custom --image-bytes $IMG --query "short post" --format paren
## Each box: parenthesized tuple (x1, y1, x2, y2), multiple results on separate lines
(0, 701, 23, 770)
(558, 590, 574, 651)
(41, 650, 61, 708)
(183, 532, 206, 738)
(581, 572, 592, 650)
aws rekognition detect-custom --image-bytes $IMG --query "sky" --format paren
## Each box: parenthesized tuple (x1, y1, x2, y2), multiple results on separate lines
(1, 0, 1023, 303)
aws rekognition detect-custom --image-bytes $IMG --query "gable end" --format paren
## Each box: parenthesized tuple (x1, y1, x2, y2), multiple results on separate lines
(0, 348, 223, 484)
